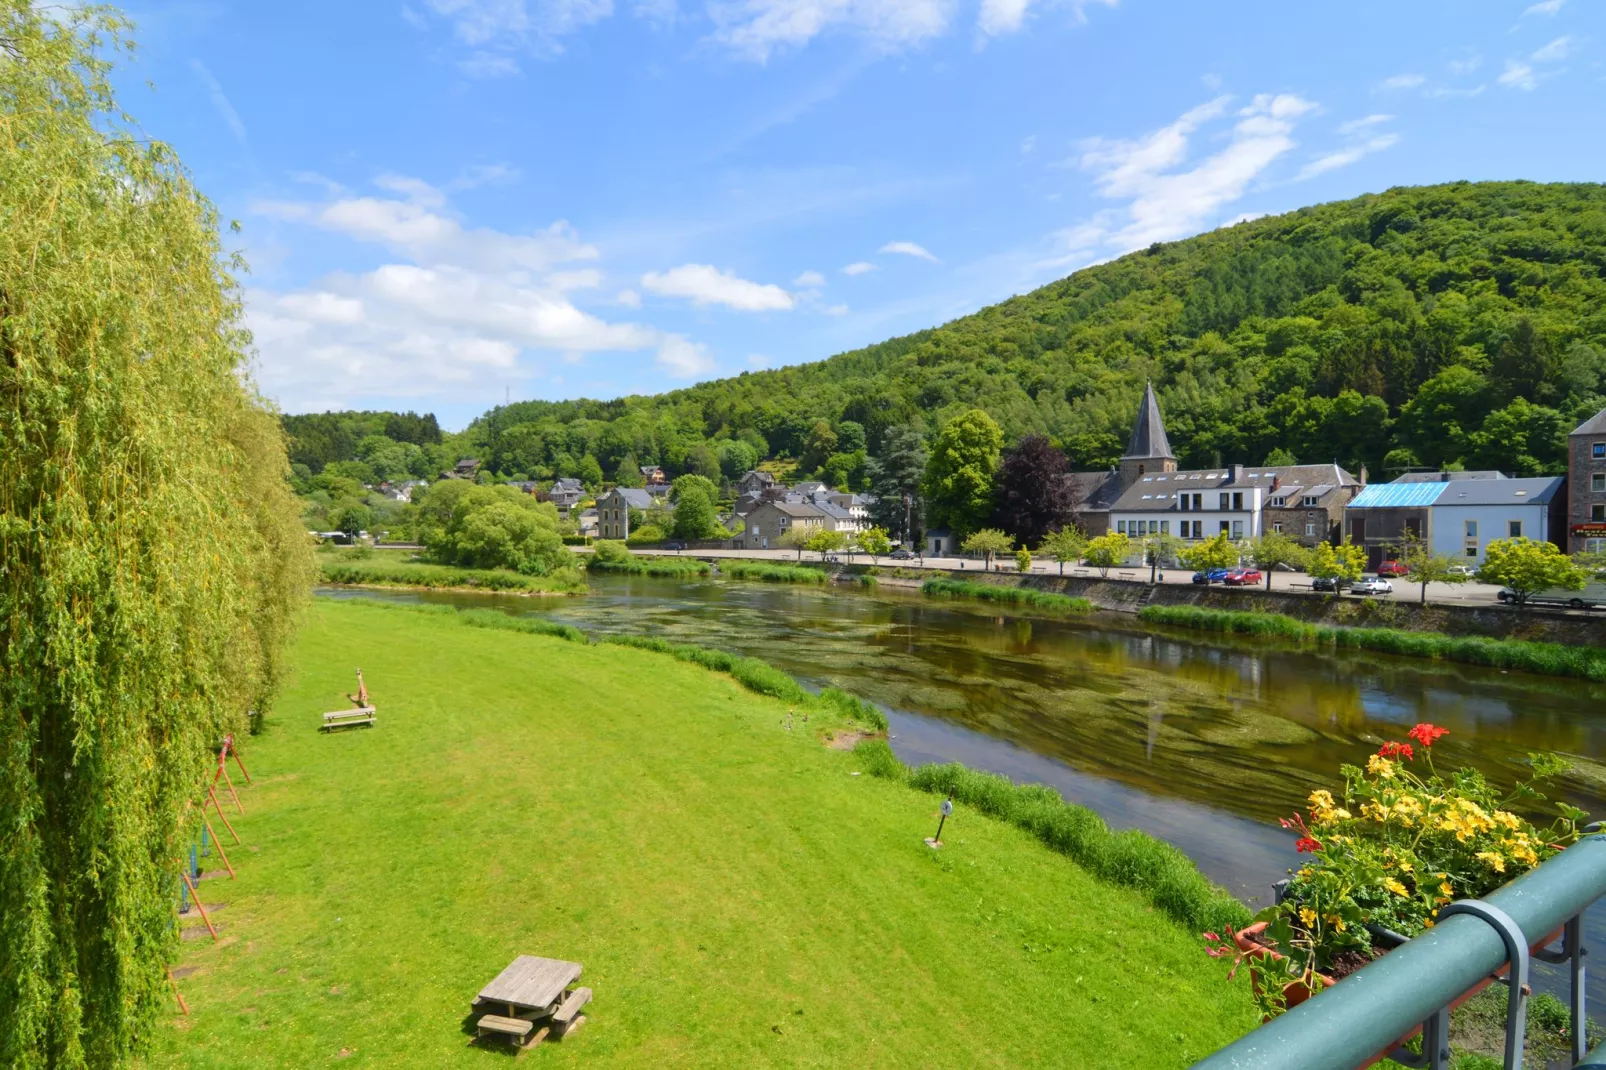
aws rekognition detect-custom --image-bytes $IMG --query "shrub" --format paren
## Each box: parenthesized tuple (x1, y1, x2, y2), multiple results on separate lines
(921, 577, 1093, 614)
(720, 561, 829, 584)
(587, 542, 711, 577)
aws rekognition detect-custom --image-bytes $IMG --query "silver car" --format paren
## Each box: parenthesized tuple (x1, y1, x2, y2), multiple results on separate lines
(1353, 577, 1394, 596)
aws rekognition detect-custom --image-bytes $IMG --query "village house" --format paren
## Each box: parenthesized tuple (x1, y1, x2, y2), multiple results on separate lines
(736, 470, 777, 497)
(1568, 405, 1606, 554)
(595, 486, 653, 540)
(445, 458, 481, 480)
(640, 465, 666, 485)
(736, 501, 827, 550)
(377, 479, 426, 503)
(1260, 467, 1364, 547)
(542, 477, 585, 516)
(1341, 471, 1566, 569)
(577, 507, 599, 538)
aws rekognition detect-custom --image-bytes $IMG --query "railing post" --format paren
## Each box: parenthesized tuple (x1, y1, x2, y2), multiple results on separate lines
(1437, 900, 1530, 1070)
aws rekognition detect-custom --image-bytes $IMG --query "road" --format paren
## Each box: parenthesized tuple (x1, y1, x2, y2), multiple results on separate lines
(623, 545, 1514, 609)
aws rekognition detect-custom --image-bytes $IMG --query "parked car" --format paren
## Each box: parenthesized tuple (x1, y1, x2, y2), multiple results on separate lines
(890, 549, 916, 561)
(1497, 583, 1606, 609)
(1352, 577, 1394, 596)
(1376, 560, 1409, 578)
(661, 539, 688, 550)
(1192, 567, 1231, 585)
(1311, 576, 1340, 592)
(1446, 564, 1478, 578)
(1223, 568, 1264, 586)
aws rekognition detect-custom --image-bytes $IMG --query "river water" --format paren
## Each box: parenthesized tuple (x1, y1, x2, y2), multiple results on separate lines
(323, 576, 1606, 1014)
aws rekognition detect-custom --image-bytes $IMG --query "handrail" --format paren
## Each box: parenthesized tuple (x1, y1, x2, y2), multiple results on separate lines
(1193, 834, 1606, 1070)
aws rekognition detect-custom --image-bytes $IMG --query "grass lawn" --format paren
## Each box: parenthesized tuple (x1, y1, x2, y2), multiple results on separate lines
(152, 598, 1255, 1067)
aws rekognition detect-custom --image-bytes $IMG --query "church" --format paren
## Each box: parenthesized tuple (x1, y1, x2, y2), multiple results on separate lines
(1066, 383, 1364, 549)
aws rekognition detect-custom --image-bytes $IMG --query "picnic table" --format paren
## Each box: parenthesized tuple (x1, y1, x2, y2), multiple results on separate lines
(471, 956, 589, 1052)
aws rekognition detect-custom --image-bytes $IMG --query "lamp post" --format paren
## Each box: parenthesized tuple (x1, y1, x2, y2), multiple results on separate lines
(926, 797, 953, 849)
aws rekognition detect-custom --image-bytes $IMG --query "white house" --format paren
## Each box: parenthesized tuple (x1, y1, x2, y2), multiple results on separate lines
(1426, 475, 1567, 562)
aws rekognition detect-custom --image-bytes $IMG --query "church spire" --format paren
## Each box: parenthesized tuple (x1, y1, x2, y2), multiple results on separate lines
(1124, 381, 1174, 460)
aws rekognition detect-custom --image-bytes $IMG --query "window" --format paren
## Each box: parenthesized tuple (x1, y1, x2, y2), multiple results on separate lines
(1192, 493, 1203, 510)
(1305, 523, 1316, 537)
(1118, 520, 1127, 535)
(1465, 520, 1477, 538)
(1589, 538, 1606, 554)
(1509, 520, 1523, 538)
(1191, 520, 1203, 539)
(1219, 492, 1231, 510)
(1160, 521, 1170, 534)
(1301, 496, 1319, 507)
(1594, 473, 1606, 493)
(1594, 505, 1606, 522)
(1231, 521, 1244, 539)
(1232, 492, 1244, 511)
(1220, 521, 1230, 535)
(1596, 443, 1606, 459)
(1272, 522, 1283, 533)
(1180, 495, 1190, 512)
(1466, 545, 1478, 558)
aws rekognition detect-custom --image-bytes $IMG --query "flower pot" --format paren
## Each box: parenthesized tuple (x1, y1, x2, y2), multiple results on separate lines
(1234, 921, 1566, 1067)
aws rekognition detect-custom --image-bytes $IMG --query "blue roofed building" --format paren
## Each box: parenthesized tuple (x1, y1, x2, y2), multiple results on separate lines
(1345, 472, 1565, 568)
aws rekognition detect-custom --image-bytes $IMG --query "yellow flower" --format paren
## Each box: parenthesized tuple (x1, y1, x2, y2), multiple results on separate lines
(1384, 878, 1409, 897)
(1367, 755, 1396, 779)
(1476, 851, 1506, 874)
(1493, 810, 1521, 830)
(1439, 881, 1453, 897)
(1299, 907, 1318, 927)
(1323, 914, 1346, 933)
(1309, 790, 1335, 811)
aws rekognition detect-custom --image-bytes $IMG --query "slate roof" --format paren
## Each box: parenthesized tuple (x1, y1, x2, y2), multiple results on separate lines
(755, 501, 828, 519)
(1572, 406, 1606, 437)
(1108, 463, 1358, 512)
(1347, 482, 1449, 509)
(1124, 382, 1175, 460)
(602, 487, 654, 508)
(1393, 470, 1506, 483)
(1066, 470, 1123, 511)
(1429, 475, 1565, 507)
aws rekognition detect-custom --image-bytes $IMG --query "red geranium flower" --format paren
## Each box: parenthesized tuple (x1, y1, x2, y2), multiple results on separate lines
(1378, 741, 1415, 761)
(1295, 836, 1322, 853)
(1408, 723, 1449, 748)
(1280, 812, 1322, 852)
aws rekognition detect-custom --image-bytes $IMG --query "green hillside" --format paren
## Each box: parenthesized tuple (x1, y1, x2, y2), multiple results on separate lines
(457, 181, 1606, 483)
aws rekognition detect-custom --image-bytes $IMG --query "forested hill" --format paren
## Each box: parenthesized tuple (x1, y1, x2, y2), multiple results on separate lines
(462, 180, 1606, 483)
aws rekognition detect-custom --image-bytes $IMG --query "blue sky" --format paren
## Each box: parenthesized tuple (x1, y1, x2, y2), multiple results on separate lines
(114, 0, 1603, 429)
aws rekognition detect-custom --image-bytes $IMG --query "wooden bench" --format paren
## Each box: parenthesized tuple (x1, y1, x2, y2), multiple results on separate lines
(321, 707, 376, 731)
(551, 987, 591, 1038)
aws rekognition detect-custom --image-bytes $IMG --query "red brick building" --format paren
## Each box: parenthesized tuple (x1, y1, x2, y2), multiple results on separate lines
(1569, 407, 1606, 554)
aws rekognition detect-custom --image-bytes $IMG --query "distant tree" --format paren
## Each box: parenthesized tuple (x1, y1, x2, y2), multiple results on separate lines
(961, 528, 1013, 569)
(1015, 548, 1032, 573)
(614, 452, 644, 487)
(1141, 532, 1186, 583)
(805, 527, 846, 561)
(577, 454, 605, 489)
(836, 421, 868, 455)
(717, 439, 759, 480)
(1040, 527, 1088, 575)
(672, 486, 721, 540)
(1083, 532, 1132, 577)
(858, 527, 893, 562)
(670, 473, 719, 505)
(866, 425, 927, 545)
(1181, 532, 1240, 578)
(1262, 447, 1298, 467)
(1401, 536, 1469, 604)
(779, 525, 813, 561)
(801, 420, 839, 472)
(992, 434, 1074, 547)
(1479, 537, 1588, 607)
(333, 502, 372, 541)
(1247, 531, 1310, 590)
(1309, 540, 1367, 591)
(923, 409, 1003, 537)
(325, 458, 379, 487)
(684, 442, 722, 482)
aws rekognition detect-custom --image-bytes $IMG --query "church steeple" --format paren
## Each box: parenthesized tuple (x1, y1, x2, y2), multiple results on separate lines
(1118, 381, 1177, 489)
(1124, 381, 1174, 461)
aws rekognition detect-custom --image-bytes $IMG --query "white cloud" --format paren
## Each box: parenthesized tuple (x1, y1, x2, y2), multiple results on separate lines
(977, 0, 1112, 37)
(1020, 134, 1037, 154)
(461, 51, 522, 77)
(793, 270, 826, 287)
(1337, 113, 1393, 135)
(822, 303, 850, 316)
(656, 335, 715, 377)
(1531, 35, 1573, 63)
(1523, 0, 1564, 16)
(419, 0, 614, 68)
(841, 261, 877, 275)
(709, 0, 954, 61)
(1447, 53, 1482, 77)
(1075, 93, 1316, 251)
(1499, 60, 1538, 90)
(640, 263, 794, 310)
(879, 240, 939, 262)
(1378, 73, 1426, 91)
(246, 177, 695, 408)
(190, 60, 248, 146)
(615, 288, 642, 307)
(1296, 133, 1399, 180)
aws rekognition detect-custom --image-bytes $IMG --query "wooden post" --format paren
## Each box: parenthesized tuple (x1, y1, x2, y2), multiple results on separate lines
(219, 759, 244, 815)
(208, 785, 240, 845)
(181, 872, 218, 942)
(229, 739, 252, 784)
(202, 813, 235, 879)
(168, 968, 189, 1016)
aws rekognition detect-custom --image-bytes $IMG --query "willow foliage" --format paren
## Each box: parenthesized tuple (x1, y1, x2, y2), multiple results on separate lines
(0, 6, 313, 1065)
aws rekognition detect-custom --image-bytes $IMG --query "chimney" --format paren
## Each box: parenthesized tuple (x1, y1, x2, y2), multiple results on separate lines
(1271, 474, 1281, 492)
(1229, 463, 1244, 483)
(1358, 464, 1368, 486)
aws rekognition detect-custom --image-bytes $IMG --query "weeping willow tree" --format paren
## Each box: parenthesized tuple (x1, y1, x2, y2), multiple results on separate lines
(0, 5, 314, 1065)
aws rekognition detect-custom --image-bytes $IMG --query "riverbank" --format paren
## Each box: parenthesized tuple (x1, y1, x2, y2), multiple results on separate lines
(156, 598, 1255, 1067)
(318, 555, 585, 594)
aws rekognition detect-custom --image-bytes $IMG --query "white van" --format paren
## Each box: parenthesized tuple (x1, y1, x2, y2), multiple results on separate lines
(1498, 582, 1606, 609)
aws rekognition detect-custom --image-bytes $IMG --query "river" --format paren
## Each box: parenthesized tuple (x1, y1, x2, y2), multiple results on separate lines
(323, 575, 1606, 1015)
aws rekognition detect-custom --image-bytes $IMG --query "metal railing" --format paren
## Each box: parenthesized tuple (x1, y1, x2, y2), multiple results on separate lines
(1192, 832, 1606, 1070)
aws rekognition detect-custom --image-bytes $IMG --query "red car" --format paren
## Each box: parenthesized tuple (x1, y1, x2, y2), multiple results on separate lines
(1223, 568, 1264, 586)
(1376, 560, 1409, 578)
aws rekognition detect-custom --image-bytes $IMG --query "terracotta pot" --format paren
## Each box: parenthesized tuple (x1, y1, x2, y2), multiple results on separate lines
(1233, 920, 1566, 1067)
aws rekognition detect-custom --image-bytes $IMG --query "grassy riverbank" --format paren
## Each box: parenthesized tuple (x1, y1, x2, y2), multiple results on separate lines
(318, 555, 585, 594)
(586, 543, 711, 578)
(156, 599, 1255, 1067)
(717, 560, 828, 584)
(1139, 605, 1606, 683)
(922, 577, 1094, 615)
